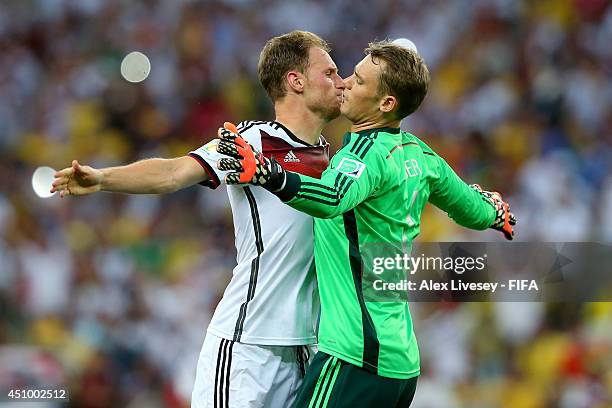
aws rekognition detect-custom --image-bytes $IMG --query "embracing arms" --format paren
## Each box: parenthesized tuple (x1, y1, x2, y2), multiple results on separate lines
(51, 156, 210, 197)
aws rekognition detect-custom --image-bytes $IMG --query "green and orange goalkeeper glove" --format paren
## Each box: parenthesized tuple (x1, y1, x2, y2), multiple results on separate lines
(470, 184, 517, 240)
(215, 122, 287, 191)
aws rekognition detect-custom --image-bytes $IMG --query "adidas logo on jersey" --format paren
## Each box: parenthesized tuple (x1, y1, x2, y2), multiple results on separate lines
(283, 150, 300, 163)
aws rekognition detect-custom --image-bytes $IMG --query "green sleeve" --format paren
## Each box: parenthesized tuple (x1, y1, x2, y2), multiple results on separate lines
(428, 155, 495, 230)
(275, 137, 385, 219)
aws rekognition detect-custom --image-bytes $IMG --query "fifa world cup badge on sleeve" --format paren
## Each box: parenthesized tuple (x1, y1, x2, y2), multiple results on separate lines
(204, 139, 220, 152)
(336, 158, 366, 178)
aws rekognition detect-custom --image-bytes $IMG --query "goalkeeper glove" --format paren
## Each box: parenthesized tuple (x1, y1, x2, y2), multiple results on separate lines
(215, 122, 287, 191)
(470, 184, 517, 240)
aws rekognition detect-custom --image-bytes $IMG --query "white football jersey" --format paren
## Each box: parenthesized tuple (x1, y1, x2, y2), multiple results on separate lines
(189, 121, 330, 345)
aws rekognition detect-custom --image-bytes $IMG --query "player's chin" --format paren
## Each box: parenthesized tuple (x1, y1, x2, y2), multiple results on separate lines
(340, 102, 350, 117)
(323, 104, 341, 121)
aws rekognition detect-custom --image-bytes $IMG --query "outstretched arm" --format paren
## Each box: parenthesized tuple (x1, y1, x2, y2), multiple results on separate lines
(428, 155, 516, 239)
(51, 156, 209, 197)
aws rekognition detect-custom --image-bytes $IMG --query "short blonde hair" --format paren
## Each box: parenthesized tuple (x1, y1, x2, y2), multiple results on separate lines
(365, 41, 430, 118)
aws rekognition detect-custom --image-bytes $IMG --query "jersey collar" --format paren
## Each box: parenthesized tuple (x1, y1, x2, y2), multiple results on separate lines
(343, 127, 402, 146)
(355, 127, 401, 135)
(272, 121, 324, 147)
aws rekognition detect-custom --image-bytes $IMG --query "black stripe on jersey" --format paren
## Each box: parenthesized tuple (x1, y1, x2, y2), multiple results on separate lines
(301, 181, 337, 192)
(343, 210, 380, 374)
(358, 140, 375, 159)
(330, 172, 349, 191)
(356, 132, 380, 158)
(297, 188, 340, 205)
(339, 179, 355, 197)
(237, 120, 269, 134)
(337, 174, 352, 193)
(297, 177, 343, 204)
(354, 138, 373, 158)
(233, 187, 264, 342)
(236, 121, 248, 132)
(224, 340, 234, 407)
(236, 121, 251, 132)
(299, 188, 339, 201)
(272, 121, 316, 147)
(423, 151, 436, 156)
(333, 172, 342, 187)
(215, 339, 233, 408)
(297, 190, 339, 205)
(213, 339, 225, 408)
(238, 120, 326, 147)
(296, 173, 355, 205)
(238, 120, 324, 147)
(350, 135, 370, 155)
(296, 192, 339, 206)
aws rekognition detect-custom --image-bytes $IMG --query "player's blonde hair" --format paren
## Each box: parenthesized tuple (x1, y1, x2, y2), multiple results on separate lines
(258, 30, 331, 102)
(365, 41, 430, 119)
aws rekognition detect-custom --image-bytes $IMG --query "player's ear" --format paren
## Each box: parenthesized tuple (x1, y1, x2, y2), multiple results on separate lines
(286, 71, 305, 94)
(379, 95, 398, 114)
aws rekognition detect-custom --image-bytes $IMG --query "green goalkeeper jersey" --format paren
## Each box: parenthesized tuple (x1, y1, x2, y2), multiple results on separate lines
(277, 127, 495, 379)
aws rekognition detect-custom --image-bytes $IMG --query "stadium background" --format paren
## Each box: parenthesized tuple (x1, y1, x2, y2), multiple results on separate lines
(0, 0, 611, 407)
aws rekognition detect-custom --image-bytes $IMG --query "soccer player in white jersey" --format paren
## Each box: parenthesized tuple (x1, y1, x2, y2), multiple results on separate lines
(51, 31, 344, 407)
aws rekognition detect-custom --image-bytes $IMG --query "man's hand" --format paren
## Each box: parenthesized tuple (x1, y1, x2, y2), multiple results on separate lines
(51, 160, 104, 197)
(471, 184, 517, 240)
(216, 122, 287, 191)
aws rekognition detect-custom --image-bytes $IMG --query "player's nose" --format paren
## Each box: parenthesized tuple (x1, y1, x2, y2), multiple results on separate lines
(343, 75, 353, 89)
(335, 74, 346, 89)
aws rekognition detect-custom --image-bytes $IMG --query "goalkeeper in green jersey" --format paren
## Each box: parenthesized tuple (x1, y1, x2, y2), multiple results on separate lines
(216, 41, 516, 407)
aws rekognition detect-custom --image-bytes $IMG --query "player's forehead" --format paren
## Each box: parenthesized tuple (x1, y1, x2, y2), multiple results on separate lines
(354, 55, 382, 79)
(308, 47, 338, 71)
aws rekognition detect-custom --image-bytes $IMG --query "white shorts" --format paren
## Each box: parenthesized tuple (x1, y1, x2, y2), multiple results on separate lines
(191, 332, 316, 408)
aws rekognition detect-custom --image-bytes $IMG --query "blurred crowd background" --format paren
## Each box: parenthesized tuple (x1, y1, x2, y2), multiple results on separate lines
(0, 0, 611, 407)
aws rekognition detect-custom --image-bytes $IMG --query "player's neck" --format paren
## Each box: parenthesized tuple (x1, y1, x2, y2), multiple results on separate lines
(274, 103, 326, 145)
(350, 118, 401, 133)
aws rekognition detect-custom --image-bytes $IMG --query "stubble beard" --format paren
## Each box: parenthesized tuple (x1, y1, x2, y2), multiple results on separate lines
(322, 104, 341, 122)
(317, 93, 342, 122)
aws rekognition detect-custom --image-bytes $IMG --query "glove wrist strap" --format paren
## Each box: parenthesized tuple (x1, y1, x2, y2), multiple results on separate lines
(261, 158, 286, 192)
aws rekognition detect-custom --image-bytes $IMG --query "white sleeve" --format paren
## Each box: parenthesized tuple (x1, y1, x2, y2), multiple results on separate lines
(188, 139, 230, 189)
(188, 122, 263, 189)
(236, 121, 263, 151)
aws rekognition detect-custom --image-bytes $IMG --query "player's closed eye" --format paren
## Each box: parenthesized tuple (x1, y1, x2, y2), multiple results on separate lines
(352, 72, 363, 85)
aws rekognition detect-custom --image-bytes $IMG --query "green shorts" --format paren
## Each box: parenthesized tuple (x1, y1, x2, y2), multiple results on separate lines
(293, 351, 418, 408)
